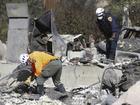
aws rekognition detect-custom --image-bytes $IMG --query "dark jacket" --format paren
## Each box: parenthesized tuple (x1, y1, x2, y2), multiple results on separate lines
(97, 13, 120, 39)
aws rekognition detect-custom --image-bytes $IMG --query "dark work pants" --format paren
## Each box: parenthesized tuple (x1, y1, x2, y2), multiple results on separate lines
(106, 33, 119, 60)
(36, 59, 62, 87)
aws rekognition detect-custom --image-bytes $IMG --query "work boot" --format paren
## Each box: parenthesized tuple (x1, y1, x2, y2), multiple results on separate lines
(55, 84, 66, 93)
(55, 84, 68, 99)
(37, 85, 45, 96)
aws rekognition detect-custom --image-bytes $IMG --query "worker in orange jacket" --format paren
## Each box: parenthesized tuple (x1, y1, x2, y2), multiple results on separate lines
(19, 51, 66, 95)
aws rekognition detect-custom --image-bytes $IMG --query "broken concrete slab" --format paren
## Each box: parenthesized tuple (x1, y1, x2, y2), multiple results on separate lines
(113, 81, 140, 105)
(6, 19, 29, 63)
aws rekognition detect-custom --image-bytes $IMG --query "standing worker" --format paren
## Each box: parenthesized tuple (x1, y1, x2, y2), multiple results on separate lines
(96, 7, 121, 62)
(19, 51, 66, 96)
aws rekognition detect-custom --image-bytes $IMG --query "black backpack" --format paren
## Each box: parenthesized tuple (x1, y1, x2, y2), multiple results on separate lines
(12, 63, 33, 82)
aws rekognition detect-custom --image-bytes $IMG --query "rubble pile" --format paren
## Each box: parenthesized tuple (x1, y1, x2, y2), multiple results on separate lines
(0, 82, 111, 105)
(71, 86, 101, 105)
(0, 82, 66, 105)
(118, 38, 140, 52)
(0, 88, 65, 105)
(65, 84, 110, 105)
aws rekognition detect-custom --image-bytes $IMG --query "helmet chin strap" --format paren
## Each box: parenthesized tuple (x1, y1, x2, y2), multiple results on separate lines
(98, 16, 103, 20)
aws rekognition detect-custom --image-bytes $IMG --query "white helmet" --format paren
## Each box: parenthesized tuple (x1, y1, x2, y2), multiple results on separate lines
(19, 53, 29, 63)
(96, 8, 105, 20)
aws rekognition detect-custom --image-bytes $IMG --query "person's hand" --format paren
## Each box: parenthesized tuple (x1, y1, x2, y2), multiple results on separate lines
(24, 76, 32, 85)
(109, 37, 113, 40)
(109, 37, 115, 40)
(110, 33, 116, 40)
